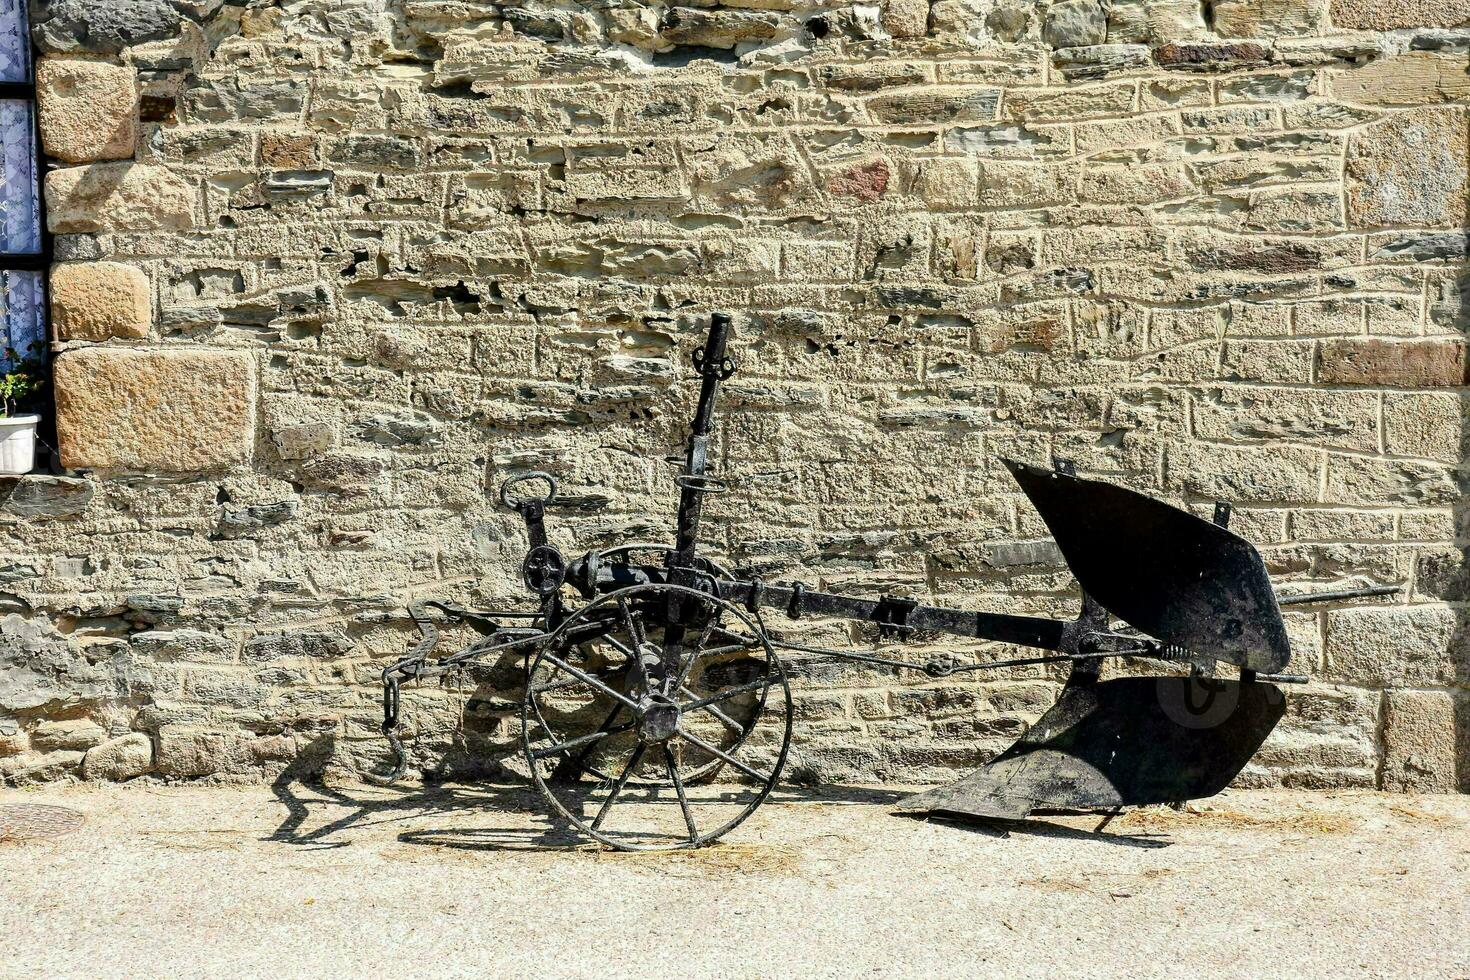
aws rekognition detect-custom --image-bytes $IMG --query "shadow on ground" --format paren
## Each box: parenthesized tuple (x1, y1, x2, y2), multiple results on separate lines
(267, 748, 1169, 854)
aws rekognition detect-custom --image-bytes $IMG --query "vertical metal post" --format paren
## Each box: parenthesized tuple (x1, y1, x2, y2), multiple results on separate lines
(669, 312, 734, 575)
(657, 313, 735, 690)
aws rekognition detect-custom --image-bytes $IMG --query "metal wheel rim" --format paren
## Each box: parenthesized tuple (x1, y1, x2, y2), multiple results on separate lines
(527, 583, 775, 787)
(521, 583, 793, 851)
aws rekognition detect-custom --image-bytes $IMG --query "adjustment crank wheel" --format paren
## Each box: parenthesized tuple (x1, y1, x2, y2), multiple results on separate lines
(521, 583, 793, 851)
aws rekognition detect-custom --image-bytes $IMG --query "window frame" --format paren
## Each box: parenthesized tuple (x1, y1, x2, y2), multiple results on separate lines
(0, 71, 50, 273)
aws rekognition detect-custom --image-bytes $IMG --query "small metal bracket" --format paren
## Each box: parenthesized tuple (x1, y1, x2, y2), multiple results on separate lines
(1213, 500, 1232, 529)
(1051, 456, 1077, 477)
(874, 595, 920, 639)
(692, 346, 738, 380)
(787, 582, 807, 619)
(745, 575, 765, 614)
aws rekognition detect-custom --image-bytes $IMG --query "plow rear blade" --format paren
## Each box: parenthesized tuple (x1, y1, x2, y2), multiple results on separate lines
(1004, 460, 1291, 674)
(898, 677, 1286, 821)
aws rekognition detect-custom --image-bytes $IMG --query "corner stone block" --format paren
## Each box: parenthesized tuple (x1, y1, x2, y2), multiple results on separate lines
(1332, 52, 1470, 106)
(36, 58, 138, 163)
(50, 261, 151, 341)
(1330, 0, 1470, 31)
(45, 163, 193, 234)
(54, 348, 256, 473)
(1345, 107, 1469, 229)
(1380, 690, 1460, 793)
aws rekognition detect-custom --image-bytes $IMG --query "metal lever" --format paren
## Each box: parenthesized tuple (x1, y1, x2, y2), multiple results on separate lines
(499, 471, 558, 511)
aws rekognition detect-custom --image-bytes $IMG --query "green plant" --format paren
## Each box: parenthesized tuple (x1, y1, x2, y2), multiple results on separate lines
(0, 343, 47, 419)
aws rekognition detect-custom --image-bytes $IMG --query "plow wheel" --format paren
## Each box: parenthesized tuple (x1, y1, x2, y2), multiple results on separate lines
(521, 583, 793, 851)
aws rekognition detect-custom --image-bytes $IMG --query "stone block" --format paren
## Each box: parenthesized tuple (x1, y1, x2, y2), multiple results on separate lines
(46, 163, 193, 234)
(260, 132, 319, 169)
(130, 629, 237, 664)
(155, 730, 235, 778)
(1044, 0, 1107, 47)
(81, 732, 153, 782)
(1318, 339, 1469, 387)
(657, 8, 779, 47)
(32, 0, 186, 54)
(1154, 42, 1271, 71)
(1330, 0, 1470, 30)
(36, 59, 138, 163)
(1252, 685, 1379, 787)
(882, 0, 930, 37)
(826, 159, 891, 202)
(54, 348, 256, 473)
(1383, 393, 1464, 462)
(1104, 0, 1207, 42)
(30, 718, 105, 752)
(0, 476, 94, 518)
(271, 422, 337, 460)
(50, 262, 151, 341)
(0, 750, 82, 783)
(1332, 53, 1470, 105)
(1345, 108, 1468, 228)
(867, 88, 1000, 125)
(1324, 605, 1458, 686)
(1381, 691, 1459, 793)
(917, 159, 976, 208)
(1212, 0, 1324, 36)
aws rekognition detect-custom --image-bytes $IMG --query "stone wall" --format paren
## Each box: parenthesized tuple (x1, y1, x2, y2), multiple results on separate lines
(3, 0, 1467, 792)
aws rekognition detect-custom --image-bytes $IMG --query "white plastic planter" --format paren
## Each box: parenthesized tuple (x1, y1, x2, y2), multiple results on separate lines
(0, 413, 39, 475)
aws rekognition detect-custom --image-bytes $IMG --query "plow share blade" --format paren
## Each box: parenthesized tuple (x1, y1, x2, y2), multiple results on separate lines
(899, 677, 1286, 820)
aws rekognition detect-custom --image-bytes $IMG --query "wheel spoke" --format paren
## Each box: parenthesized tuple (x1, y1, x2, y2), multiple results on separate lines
(540, 650, 642, 714)
(680, 676, 781, 713)
(604, 636, 637, 660)
(699, 642, 756, 658)
(530, 666, 624, 695)
(671, 615, 721, 694)
(677, 729, 772, 785)
(665, 745, 699, 842)
(591, 744, 646, 831)
(557, 698, 630, 781)
(617, 596, 649, 648)
(529, 720, 637, 760)
(680, 684, 745, 736)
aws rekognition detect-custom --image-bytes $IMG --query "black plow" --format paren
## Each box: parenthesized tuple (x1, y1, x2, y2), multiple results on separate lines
(375, 313, 1396, 850)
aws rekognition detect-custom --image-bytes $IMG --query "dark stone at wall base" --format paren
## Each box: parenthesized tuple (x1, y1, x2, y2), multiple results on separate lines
(0, 476, 94, 519)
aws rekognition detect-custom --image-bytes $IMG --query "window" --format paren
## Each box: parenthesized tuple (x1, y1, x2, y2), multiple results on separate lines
(0, 0, 44, 369)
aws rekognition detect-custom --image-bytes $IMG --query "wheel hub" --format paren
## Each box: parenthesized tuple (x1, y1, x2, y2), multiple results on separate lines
(639, 693, 681, 742)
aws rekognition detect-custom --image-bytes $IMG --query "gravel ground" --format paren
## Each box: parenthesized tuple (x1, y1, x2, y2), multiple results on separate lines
(1, 781, 1467, 979)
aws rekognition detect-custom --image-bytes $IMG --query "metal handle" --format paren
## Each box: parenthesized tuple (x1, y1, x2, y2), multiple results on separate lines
(499, 471, 559, 510)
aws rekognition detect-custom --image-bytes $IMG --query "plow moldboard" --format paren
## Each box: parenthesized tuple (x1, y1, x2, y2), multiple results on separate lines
(898, 677, 1287, 821)
(1004, 460, 1291, 674)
